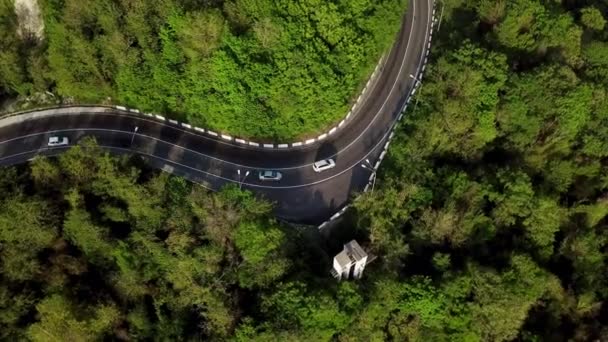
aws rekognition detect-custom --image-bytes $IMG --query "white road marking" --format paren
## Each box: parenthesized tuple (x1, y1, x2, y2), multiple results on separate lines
(0, 101, 402, 190)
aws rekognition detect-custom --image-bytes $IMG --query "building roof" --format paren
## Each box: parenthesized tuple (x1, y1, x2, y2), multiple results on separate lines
(333, 240, 368, 270)
(334, 250, 352, 269)
(344, 240, 367, 261)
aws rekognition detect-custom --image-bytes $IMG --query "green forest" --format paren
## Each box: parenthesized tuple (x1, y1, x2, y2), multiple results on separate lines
(0, 0, 406, 139)
(2, 0, 608, 341)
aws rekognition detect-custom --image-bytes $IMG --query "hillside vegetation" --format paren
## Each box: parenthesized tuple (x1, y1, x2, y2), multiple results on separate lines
(0, 0, 406, 139)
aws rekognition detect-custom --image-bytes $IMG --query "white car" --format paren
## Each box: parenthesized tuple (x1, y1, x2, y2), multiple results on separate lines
(258, 170, 282, 181)
(312, 158, 336, 172)
(47, 136, 69, 147)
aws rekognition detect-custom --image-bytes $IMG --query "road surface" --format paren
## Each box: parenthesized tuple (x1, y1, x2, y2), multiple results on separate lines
(0, 0, 435, 225)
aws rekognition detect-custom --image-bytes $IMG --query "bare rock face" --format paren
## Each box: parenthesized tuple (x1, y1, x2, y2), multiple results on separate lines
(14, 0, 44, 41)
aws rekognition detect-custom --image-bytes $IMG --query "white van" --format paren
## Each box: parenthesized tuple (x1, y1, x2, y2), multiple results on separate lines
(313, 159, 336, 172)
(48, 136, 69, 147)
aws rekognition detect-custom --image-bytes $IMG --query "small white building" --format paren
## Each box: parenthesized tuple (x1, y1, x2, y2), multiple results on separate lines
(331, 240, 368, 280)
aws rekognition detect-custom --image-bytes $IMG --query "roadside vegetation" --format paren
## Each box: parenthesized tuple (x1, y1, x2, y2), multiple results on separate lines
(351, 0, 608, 339)
(1, 0, 608, 341)
(0, 0, 406, 140)
(0, 139, 298, 340)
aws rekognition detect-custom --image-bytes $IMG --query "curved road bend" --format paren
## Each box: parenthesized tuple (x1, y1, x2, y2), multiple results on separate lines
(0, 0, 434, 225)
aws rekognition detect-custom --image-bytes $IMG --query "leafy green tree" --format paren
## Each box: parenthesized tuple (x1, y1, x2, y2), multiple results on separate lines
(235, 220, 290, 288)
(259, 281, 352, 340)
(341, 276, 474, 341)
(0, 196, 57, 281)
(353, 184, 430, 270)
(27, 295, 120, 342)
(173, 10, 225, 59)
(45, 21, 113, 101)
(432, 252, 452, 273)
(468, 255, 552, 341)
(0, 285, 34, 340)
(559, 219, 607, 293)
(0, 0, 30, 96)
(489, 170, 534, 227)
(492, 0, 582, 65)
(30, 155, 62, 189)
(580, 7, 606, 31)
(582, 41, 608, 86)
(407, 42, 507, 159)
(493, 0, 545, 51)
(522, 197, 563, 258)
(63, 189, 114, 264)
(412, 171, 495, 247)
(476, 0, 506, 25)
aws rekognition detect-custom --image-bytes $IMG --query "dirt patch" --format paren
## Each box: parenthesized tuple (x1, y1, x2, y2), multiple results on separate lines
(14, 0, 44, 41)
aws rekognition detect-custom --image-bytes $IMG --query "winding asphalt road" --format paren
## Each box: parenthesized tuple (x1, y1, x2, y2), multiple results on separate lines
(0, 0, 434, 225)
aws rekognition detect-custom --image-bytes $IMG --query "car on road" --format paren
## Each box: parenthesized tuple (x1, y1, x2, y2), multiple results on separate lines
(258, 170, 282, 181)
(47, 136, 69, 147)
(312, 158, 336, 172)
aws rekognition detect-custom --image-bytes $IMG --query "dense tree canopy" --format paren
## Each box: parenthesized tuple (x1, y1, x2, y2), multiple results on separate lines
(351, 0, 608, 339)
(0, 138, 297, 340)
(0, 0, 406, 139)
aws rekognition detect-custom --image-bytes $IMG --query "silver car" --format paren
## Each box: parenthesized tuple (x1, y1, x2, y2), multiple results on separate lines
(312, 158, 336, 172)
(258, 170, 282, 181)
(48, 136, 69, 147)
